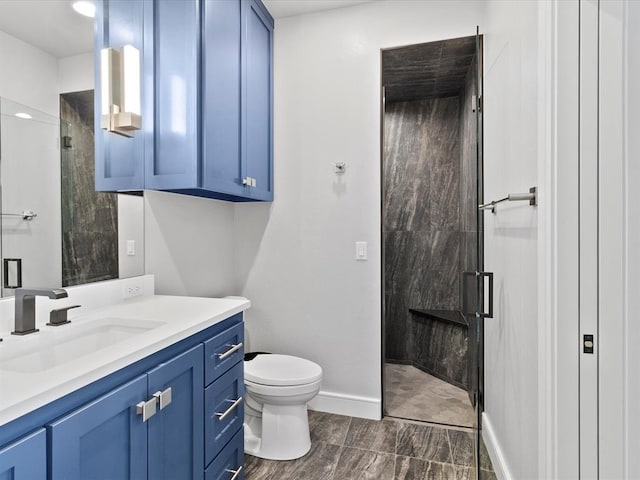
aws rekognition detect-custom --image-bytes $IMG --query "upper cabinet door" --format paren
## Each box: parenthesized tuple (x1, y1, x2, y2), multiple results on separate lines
(202, 0, 245, 198)
(95, 0, 146, 192)
(145, 0, 200, 191)
(241, 0, 274, 201)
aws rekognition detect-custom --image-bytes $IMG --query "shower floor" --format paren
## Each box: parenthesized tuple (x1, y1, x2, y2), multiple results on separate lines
(384, 363, 475, 427)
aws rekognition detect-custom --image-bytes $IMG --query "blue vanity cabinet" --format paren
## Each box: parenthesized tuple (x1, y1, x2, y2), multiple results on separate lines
(0, 429, 46, 479)
(241, 0, 274, 201)
(48, 376, 149, 480)
(94, 0, 148, 192)
(147, 344, 204, 480)
(48, 345, 204, 480)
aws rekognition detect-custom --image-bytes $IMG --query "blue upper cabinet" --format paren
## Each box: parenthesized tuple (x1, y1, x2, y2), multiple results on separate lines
(242, 0, 274, 201)
(145, 0, 200, 192)
(94, 0, 147, 192)
(95, 0, 274, 202)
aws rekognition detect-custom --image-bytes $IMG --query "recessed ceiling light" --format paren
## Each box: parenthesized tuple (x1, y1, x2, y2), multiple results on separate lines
(15, 112, 32, 120)
(72, 1, 96, 18)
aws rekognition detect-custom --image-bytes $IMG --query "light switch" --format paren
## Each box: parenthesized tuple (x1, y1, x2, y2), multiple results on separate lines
(355, 241, 367, 261)
(127, 240, 136, 256)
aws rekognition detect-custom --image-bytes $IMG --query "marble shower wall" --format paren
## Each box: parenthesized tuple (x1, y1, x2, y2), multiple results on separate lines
(384, 55, 478, 393)
(61, 91, 119, 287)
(383, 97, 461, 363)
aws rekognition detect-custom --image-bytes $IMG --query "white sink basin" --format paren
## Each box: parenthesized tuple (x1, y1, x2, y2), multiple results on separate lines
(0, 318, 164, 373)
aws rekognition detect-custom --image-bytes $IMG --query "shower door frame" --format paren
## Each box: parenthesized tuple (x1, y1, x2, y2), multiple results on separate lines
(379, 31, 485, 476)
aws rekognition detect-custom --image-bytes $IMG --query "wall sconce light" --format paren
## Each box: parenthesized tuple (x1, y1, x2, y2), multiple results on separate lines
(101, 45, 141, 137)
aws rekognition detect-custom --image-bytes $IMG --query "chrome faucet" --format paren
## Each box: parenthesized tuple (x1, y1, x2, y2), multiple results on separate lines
(12, 287, 68, 335)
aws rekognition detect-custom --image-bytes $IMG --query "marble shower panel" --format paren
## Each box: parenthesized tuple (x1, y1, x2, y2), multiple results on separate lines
(383, 97, 461, 364)
(61, 91, 119, 287)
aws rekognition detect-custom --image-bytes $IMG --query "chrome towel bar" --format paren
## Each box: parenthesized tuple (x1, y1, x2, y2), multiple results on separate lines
(1, 210, 37, 220)
(478, 187, 537, 214)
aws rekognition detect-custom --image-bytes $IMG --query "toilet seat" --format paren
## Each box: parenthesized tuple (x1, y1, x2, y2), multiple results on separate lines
(245, 354, 322, 386)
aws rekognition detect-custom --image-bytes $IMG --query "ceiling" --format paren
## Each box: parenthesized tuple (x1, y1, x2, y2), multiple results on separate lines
(0, 0, 376, 59)
(262, 0, 375, 19)
(382, 36, 477, 103)
(0, 1, 93, 58)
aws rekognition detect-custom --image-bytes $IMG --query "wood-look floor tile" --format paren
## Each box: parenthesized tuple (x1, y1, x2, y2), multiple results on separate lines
(447, 430, 475, 467)
(395, 455, 429, 479)
(479, 437, 494, 472)
(454, 465, 476, 480)
(345, 417, 399, 453)
(396, 423, 451, 463)
(334, 446, 396, 480)
(479, 469, 498, 480)
(309, 410, 352, 446)
(423, 461, 458, 480)
(244, 453, 281, 480)
(271, 441, 342, 480)
(244, 441, 340, 480)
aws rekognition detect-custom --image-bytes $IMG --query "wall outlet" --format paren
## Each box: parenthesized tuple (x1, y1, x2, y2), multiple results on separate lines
(123, 282, 143, 299)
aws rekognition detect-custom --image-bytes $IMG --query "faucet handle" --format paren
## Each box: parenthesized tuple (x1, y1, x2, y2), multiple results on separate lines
(47, 305, 81, 326)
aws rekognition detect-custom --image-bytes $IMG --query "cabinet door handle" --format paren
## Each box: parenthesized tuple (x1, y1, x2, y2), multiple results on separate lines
(217, 342, 243, 360)
(136, 397, 157, 422)
(225, 466, 243, 480)
(215, 397, 243, 421)
(153, 387, 172, 410)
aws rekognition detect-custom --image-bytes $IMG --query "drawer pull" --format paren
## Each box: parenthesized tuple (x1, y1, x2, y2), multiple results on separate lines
(217, 342, 243, 360)
(136, 397, 157, 422)
(225, 466, 243, 480)
(215, 397, 243, 421)
(153, 387, 172, 410)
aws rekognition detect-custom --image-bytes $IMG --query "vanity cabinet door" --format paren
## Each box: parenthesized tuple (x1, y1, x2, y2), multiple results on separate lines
(241, 0, 274, 201)
(94, 0, 147, 192)
(0, 429, 46, 479)
(147, 344, 204, 480)
(48, 375, 148, 480)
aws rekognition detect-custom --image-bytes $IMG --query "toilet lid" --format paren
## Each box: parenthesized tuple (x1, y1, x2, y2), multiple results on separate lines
(245, 354, 322, 386)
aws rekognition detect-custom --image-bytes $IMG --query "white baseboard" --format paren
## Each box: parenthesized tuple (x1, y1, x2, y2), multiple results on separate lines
(308, 390, 381, 420)
(482, 412, 514, 480)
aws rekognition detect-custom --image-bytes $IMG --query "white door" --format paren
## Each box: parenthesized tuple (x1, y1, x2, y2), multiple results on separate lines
(579, 1, 639, 477)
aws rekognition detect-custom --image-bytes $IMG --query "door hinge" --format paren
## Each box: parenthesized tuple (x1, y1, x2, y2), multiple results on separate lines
(472, 95, 482, 113)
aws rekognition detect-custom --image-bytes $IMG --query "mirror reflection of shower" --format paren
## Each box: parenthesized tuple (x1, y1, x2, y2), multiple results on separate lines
(382, 36, 479, 428)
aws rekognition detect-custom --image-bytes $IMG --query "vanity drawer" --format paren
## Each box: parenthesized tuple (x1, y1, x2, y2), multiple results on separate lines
(205, 362, 244, 467)
(204, 321, 244, 386)
(205, 428, 244, 480)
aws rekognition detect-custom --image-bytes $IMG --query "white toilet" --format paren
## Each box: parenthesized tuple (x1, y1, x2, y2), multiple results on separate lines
(243, 353, 322, 460)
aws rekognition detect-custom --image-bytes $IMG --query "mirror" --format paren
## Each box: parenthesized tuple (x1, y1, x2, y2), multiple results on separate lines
(0, 1, 145, 297)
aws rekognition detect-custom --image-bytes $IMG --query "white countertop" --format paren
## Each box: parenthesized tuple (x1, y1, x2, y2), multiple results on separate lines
(0, 294, 249, 427)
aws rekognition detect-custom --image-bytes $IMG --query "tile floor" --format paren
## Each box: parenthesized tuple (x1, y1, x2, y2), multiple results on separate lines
(244, 411, 497, 480)
(385, 363, 476, 428)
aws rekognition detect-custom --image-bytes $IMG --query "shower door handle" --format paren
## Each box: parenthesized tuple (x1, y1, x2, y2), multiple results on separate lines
(462, 271, 494, 318)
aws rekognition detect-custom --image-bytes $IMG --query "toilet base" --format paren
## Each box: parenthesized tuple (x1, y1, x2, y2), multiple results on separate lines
(244, 403, 311, 460)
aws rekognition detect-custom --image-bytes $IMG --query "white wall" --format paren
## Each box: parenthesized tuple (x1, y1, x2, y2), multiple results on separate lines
(144, 191, 236, 297)
(234, 0, 486, 419)
(0, 30, 58, 115)
(481, 1, 541, 479)
(58, 52, 93, 94)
